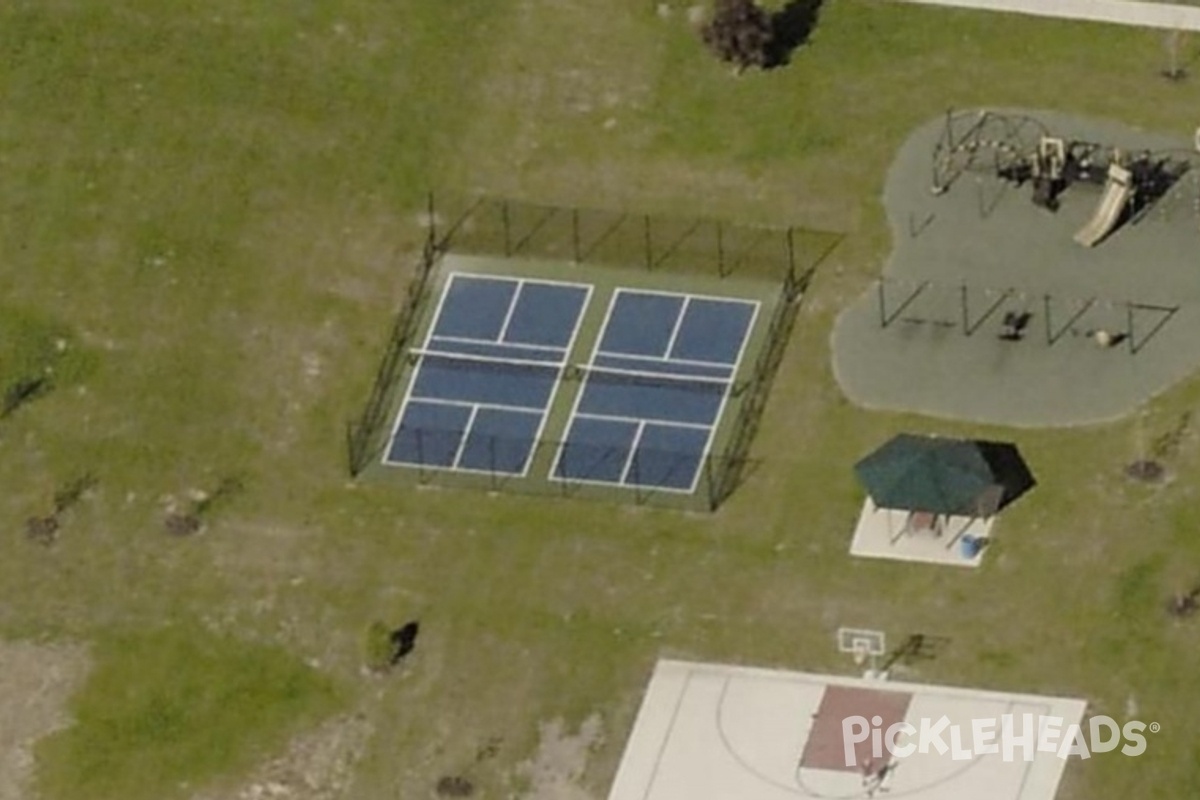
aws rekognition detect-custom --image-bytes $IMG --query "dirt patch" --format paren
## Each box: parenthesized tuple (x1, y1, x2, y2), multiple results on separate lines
(189, 715, 373, 800)
(516, 715, 604, 800)
(0, 639, 91, 800)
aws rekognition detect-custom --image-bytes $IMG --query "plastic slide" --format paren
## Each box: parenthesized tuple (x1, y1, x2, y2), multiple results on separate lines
(1074, 164, 1133, 247)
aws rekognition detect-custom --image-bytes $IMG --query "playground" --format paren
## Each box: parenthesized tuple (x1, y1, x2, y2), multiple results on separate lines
(832, 109, 1200, 427)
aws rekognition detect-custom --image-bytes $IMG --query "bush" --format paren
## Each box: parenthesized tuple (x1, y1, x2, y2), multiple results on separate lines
(363, 620, 394, 673)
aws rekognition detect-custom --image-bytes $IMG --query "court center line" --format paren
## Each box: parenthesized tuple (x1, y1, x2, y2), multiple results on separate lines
(662, 296, 690, 360)
(619, 420, 648, 485)
(496, 278, 526, 343)
(450, 404, 481, 468)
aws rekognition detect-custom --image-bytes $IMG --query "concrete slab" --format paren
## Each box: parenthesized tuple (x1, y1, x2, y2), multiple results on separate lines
(608, 660, 1089, 800)
(849, 499, 995, 568)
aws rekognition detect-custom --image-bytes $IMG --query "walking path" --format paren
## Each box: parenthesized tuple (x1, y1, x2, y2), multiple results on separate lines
(892, 0, 1200, 31)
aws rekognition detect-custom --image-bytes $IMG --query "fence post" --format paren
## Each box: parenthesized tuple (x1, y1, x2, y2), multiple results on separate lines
(716, 221, 725, 278)
(489, 435, 499, 492)
(347, 422, 359, 477)
(960, 284, 969, 336)
(427, 190, 437, 251)
(415, 428, 426, 482)
(1043, 294, 1052, 346)
(572, 207, 582, 263)
(705, 454, 719, 511)
(1127, 301, 1135, 355)
(643, 214, 653, 270)
(786, 226, 796, 285)
(502, 200, 512, 257)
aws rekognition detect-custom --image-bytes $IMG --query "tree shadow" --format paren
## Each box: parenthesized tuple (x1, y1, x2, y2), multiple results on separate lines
(765, 0, 824, 68)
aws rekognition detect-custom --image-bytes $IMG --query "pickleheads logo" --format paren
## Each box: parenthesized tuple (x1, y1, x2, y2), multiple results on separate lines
(842, 714, 1157, 766)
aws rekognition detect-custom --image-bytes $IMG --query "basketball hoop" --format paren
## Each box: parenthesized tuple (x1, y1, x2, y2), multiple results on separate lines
(852, 644, 869, 666)
(837, 628, 887, 674)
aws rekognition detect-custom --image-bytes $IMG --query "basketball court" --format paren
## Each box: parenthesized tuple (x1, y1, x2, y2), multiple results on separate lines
(608, 660, 1086, 800)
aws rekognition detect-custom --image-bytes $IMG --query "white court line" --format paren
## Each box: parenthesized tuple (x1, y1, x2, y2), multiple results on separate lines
(619, 420, 648, 485)
(573, 411, 713, 432)
(495, 277, 526, 343)
(547, 284, 621, 481)
(524, 282, 595, 479)
(594, 349, 736, 370)
(430, 334, 565, 354)
(381, 269, 466, 467)
(450, 404, 481, 468)
(685, 298, 762, 495)
(384, 271, 571, 472)
(891, 0, 1200, 32)
(409, 348, 568, 371)
(450, 270, 593, 291)
(581, 363, 732, 386)
(611, 285, 765, 307)
(662, 296, 691, 360)
(548, 471, 698, 495)
(550, 287, 761, 492)
(404, 396, 548, 414)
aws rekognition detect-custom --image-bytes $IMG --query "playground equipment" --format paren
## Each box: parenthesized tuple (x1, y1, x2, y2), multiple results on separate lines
(1075, 161, 1133, 247)
(931, 109, 1194, 245)
(931, 109, 1049, 194)
(875, 276, 1179, 355)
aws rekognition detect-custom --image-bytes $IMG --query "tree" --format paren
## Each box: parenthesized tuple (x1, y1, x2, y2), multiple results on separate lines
(700, 0, 774, 73)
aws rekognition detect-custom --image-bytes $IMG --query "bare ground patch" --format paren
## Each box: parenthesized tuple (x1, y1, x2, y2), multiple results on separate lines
(189, 715, 373, 800)
(0, 640, 90, 800)
(515, 715, 605, 800)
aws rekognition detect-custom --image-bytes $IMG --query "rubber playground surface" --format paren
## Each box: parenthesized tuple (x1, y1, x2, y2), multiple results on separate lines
(832, 109, 1200, 427)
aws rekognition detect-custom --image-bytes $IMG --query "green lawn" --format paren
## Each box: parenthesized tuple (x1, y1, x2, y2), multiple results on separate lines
(3, 1, 1200, 798)
(34, 625, 340, 800)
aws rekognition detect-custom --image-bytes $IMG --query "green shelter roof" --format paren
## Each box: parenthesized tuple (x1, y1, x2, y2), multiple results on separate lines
(853, 434, 1034, 517)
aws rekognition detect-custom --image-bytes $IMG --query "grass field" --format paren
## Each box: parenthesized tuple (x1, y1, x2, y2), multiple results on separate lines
(3, 1, 1200, 798)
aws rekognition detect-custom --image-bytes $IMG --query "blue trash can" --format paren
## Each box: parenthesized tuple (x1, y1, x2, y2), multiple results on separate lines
(961, 536, 983, 559)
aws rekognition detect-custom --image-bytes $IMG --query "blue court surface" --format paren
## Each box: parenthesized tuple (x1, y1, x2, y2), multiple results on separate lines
(552, 289, 758, 492)
(385, 273, 590, 475)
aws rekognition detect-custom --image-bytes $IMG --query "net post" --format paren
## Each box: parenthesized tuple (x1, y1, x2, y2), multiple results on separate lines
(877, 280, 887, 328)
